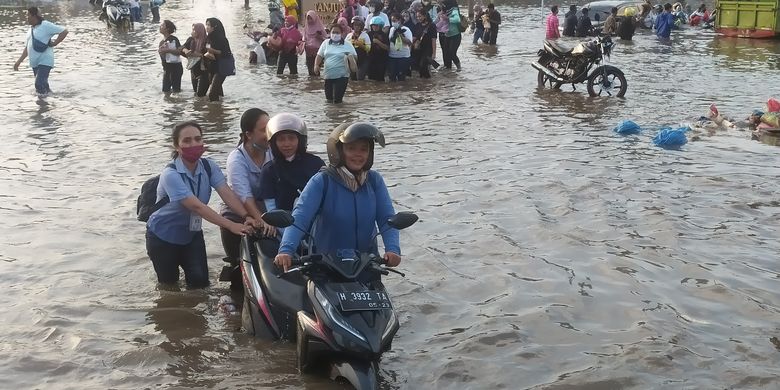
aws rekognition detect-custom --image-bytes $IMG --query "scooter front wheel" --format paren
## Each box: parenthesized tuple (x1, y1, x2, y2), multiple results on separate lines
(587, 66, 628, 97)
(296, 316, 313, 373)
(330, 360, 380, 390)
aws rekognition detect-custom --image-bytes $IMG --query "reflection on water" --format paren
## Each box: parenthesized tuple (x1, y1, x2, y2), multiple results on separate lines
(1, 0, 780, 389)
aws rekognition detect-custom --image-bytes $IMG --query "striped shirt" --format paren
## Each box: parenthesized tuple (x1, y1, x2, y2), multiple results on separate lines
(546, 13, 560, 39)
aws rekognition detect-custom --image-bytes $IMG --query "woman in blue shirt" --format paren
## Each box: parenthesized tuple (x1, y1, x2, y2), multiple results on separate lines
(146, 121, 254, 288)
(314, 24, 358, 104)
(274, 122, 401, 272)
(220, 109, 277, 265)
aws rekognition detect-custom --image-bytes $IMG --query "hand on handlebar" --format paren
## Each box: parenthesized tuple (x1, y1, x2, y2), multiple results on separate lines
(384, 252, 401, 267)
(274, 253, 293, 272)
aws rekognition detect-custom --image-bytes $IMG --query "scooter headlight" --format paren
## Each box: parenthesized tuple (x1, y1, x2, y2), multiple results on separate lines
(314, 287, 366, 343)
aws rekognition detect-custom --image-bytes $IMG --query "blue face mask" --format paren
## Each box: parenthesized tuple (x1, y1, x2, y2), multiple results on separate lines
(252, 142, 268, 152)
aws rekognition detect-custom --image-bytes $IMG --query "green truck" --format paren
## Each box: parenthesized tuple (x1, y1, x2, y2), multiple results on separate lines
(716, 0, 780, 38)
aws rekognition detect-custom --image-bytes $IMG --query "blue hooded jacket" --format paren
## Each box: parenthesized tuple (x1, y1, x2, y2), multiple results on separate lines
(278, 169, 401, 256)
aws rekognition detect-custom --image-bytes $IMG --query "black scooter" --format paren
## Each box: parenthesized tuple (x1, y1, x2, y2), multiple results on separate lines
(239, 210, 418, 389)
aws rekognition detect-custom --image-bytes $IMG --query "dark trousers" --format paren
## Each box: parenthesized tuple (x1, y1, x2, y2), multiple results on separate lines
(277, 51, 298, 74)
(150, 6, 160, 22)
(131, 7, 141, 22)
(32, 65, 52, 94)
(417, 51, 433, 78)
(441, 33, 462, 69)
(306, 53, 317, 75)
(208, 72, 226, 101)
(146, 230, 209, 288)
(387, 56, 410, 81)
(324, 77, 348, 103)
(162, 62, 183, 92)
(191, 69, 210, 96)
(485, 25, 499, 44)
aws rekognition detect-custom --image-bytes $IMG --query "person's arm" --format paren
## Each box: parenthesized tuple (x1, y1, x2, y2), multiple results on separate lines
(313, 54, 324, 75)
(179, 195, 249, 235)
(50, 29, 68, 47)
(400, 28, 413, 46)
(372, 35, 389, 50)
(215, 184, 253, 222)
(161, 168, 250, 235)
(13, 47, 28, 71)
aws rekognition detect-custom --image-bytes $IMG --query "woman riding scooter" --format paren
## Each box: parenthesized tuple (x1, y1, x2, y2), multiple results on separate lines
(274, 122, 402, 272)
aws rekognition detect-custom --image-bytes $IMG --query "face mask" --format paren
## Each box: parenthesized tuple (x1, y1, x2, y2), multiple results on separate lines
(393, 22, 401, 28)
(284, 23, 292, 28)
(331, 33, 342, 41)
(369, 6, 375, 12)
(180, 144, 205, 163)
(251, 142, 268, 152)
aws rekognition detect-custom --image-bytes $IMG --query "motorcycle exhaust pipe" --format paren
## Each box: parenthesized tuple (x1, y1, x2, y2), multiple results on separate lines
(530, 61, 564, 83)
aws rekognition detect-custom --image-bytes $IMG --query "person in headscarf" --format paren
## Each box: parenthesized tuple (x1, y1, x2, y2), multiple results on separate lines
(336, 0, 357, 24)
(303, 10, 327, 75)
(268, 0, 285, 30)
(337, 16, 353, 35)
(366, 16, 389, 81)
(181, 23, 210, 95)
(275, 15, 303, 75)
(203, 17, 232, 101)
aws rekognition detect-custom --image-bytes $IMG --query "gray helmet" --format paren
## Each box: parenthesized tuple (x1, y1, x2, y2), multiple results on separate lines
(266, 113, 308, 158)
(326, 122, 385, 171)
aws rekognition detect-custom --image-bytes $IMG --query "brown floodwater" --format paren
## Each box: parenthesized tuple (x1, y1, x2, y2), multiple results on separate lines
(1, 0, 780, 389)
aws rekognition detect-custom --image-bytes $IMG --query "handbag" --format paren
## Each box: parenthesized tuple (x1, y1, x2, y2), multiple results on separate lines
(185, 56, 201, 70)
(344, 54, 358, 73)
(30, 27, 50, 53)
(217, 53, 236, 76)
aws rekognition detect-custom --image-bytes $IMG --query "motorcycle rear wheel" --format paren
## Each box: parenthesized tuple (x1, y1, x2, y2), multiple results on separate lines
(537, 70, 562, 90)
(587, 67, 627, 97)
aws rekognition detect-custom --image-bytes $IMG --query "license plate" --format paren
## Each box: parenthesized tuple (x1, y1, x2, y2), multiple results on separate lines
(337, 290, 392, 311)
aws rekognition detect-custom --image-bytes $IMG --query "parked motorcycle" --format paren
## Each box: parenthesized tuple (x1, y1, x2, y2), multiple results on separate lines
(531, 35, 627, 97)
(100, 0, 133, 30)
(239, 209, 418, 390)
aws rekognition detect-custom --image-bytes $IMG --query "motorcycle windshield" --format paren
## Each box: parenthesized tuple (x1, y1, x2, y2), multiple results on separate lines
(322, 250, 376, 279)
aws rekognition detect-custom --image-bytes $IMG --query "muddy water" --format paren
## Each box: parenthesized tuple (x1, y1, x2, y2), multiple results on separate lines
(1, 0, 780, 389)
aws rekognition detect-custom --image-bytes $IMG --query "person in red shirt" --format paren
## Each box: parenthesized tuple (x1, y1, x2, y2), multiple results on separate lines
(545, 5, 560, 39)
(275, 15, 303, 75)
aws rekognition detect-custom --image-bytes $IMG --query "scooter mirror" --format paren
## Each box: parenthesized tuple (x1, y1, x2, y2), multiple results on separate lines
(386, 211, 419, 230)
(261, 209, 295, 228)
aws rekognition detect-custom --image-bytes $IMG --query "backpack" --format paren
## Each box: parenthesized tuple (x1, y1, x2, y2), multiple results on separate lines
(137, 158, 212, 222)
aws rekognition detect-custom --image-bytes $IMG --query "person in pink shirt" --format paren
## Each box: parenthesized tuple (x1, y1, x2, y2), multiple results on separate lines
(275, 15, 303, 75)
(546, 5, 560, 39)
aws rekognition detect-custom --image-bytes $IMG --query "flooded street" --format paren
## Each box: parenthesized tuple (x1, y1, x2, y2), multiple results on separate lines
(1, 0, 780, 388)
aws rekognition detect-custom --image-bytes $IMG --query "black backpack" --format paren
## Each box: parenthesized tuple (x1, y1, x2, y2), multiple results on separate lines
(137, 158, 212, 222)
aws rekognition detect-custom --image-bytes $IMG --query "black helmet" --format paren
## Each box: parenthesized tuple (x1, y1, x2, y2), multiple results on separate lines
(266, 113, 308, 159)
(326, 122, 386, 171)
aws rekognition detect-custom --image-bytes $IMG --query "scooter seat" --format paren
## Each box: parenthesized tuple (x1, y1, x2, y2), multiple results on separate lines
(544, 40, 573, 56)
(253, 239, 308, 315)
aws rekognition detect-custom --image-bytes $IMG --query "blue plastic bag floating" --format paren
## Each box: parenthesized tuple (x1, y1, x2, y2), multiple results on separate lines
(653, 126, 690, 148)
(613, 120, 642, 135)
